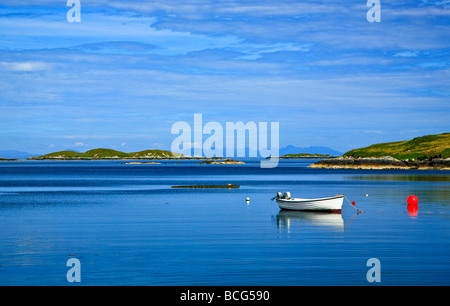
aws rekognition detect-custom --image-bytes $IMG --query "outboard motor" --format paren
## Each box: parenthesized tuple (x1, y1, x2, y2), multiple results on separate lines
(283, 192, 291, 199)
(272, 191, 283, 201)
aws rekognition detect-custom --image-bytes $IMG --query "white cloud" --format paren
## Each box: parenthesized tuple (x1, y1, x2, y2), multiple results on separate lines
(394, 51, 419, 58)
(0, 61, 51, 72)
(0, 12, 305, 58)
(73, 142, 87, 147)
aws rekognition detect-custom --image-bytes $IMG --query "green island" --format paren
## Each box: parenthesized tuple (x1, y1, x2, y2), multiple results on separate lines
(309, 133, 450, 170)
(29, 149, 245, 164)
(30, 148, 187, 160)
(0, 148, 245, 166)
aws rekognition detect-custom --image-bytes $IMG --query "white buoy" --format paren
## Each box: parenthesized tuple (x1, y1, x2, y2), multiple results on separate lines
(246, 197, 250, 202)
(366, 194, 369, 197)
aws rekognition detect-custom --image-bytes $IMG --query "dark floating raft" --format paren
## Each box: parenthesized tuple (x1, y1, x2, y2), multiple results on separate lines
(172, 184, 240, 189)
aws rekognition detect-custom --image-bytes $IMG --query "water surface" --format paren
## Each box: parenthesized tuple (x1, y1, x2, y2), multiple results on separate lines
(0, 159, 449, 285)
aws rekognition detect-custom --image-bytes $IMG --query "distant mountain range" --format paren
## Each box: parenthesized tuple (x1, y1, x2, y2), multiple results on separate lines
(280, 145, 342, 157)
(0, 150, 40, 159)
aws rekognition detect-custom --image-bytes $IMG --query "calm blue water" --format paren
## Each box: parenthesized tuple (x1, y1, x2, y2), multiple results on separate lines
(0, 159, 449, 286)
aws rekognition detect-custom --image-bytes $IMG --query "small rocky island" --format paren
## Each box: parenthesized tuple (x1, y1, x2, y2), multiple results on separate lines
(122, 162, 161, 165)
(0, 157, 20, 161)
(198, 159, 245, 165)
(308, 133, 450, 170)
(277, 153, 336, 159)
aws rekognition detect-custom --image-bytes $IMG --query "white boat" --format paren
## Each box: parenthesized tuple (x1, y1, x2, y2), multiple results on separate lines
(273, 192, 344, 212)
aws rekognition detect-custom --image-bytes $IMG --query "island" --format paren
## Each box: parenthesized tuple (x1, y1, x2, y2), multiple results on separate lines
(277, 153, 335, 159)
(122, 162, 161, 165)
(198, 159, 245, 165)
(0, 157, 20, 161)
(309, 133, 450, 170)
(27, 149, 248, 164)
(172, 184, 240, 189)
(30, 149, 192, 161)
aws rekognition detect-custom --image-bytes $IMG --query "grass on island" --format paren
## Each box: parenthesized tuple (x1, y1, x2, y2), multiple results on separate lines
(343, 133, 450, 161)
(32, 148, 178, 159)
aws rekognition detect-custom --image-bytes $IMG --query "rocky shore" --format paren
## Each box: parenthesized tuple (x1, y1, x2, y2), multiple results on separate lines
(308, 156, 450, 170)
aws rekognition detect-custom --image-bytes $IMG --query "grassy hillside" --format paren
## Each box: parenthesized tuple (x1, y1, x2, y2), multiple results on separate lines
(33, 148, 177, 159)
(343, 133, 450, 160)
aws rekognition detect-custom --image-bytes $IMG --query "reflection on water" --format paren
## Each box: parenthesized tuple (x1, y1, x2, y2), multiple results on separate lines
(275, 210, 344, 233)
(407, 204, 419, 218)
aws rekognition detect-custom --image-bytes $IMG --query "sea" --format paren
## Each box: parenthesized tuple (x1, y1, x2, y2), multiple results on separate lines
(0, 159, 449, 286)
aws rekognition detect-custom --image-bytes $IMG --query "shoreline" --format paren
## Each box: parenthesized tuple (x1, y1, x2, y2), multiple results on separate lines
(266, 155, 338, 160)
(308, 156, 450, 170)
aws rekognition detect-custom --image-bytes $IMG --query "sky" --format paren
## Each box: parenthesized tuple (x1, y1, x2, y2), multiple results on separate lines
(0, 0, 449, 155)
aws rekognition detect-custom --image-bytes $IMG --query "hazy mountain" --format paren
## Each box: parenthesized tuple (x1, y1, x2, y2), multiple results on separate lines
(0, 150, 40, 159)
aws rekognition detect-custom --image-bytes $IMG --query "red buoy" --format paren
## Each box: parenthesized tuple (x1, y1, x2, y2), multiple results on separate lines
(407, 195, 419, 206)
(352, 201, 356, 206)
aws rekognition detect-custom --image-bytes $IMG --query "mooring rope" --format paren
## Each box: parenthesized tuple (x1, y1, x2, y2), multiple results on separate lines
(343, 194, 364, 213)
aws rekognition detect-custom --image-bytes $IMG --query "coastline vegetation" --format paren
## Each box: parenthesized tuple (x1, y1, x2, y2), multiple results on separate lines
(309, 133, 450, 170)
(343, 133, 450, 161)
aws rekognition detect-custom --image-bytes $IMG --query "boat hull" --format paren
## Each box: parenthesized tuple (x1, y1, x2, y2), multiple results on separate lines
(276, 195, 344, 212)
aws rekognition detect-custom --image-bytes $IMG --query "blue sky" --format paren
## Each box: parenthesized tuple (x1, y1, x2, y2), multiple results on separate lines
(0, 0, 449, 155)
